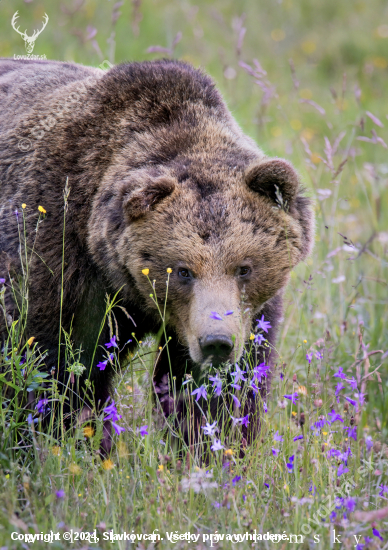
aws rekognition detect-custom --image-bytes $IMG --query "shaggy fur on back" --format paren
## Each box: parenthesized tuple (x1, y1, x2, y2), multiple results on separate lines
(0, 58, 314, 449)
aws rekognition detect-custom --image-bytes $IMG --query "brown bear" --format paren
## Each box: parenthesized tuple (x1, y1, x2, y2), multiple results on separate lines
(0, 58, 314, 452)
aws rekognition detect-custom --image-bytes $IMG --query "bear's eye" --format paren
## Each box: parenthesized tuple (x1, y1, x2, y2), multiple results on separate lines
(238, 266, 251, 277)
(178, 268, 192, 280)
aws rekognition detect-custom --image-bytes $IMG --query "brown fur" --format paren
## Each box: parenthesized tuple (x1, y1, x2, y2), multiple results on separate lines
(0, 58, 314, 448)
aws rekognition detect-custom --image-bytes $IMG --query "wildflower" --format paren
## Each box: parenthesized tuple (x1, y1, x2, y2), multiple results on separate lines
(52, 446, 62, 456)
(105, 335, 118, 349)
(240, 414, 250, 427)
(69, 463, 82, 475)
(232, 475, 241, 485)
(378, 484, 388, 496)
(287, 455, 294, 472)
(102, 459, 114, 471)
(254, 333, 266, 345)
(209, 311, 223, 320)
(373, 528, 383, 541)
(306, 352, 313, 364)
(21, 203, 26, 209)
(328, 410, 344, 424)
(303, 339, 307, 343)
(335, 382, 345, 403)
(272, 448, 280, 457)
(231, 364, 247, 383)
(231, 394, 241, 408)
(354, 392, 366, 406)
(55, 489, 65, 499)
(138, 425, 148, 437)
(327, 449, 342, 458)
(202, 421, 217, 437)
(142, 268, 149, 275)
(273, 430, 283, 442)
(263, 401, 268, 413)
(344, 497, 356, 511)
(346, 377, 358, 390)
(315, 351, 323, 360)
(224, 310, 233, 315)
(342, 426, 357, 441)
(298, 385, 307, 395)
(36, 398, 49, 414)
(253, 362, 270, 380)
(27, 413, 33, 424)
(27, 336, 35, 346)
(293, 435, 303, 441)
(330, 511, 336, 522)
(333, 366, 347, 380)
(83, 426, 94, 438)
(0, 278, 5, 284)
(337, 464, 349, 477)
(256, 314, 271, 333)
(224, 449, 233, 457)
(157, 464, 164, 472)
(103, 400, 125, 434)
(14, 209, 19, 220)
(112, 421, 125, 435)
(345, 396, 357, 407)
(191, 385, 207, 401)
(365, 435, 373, 452)
(211, 439, 224, 451)
(180, 469, 218, 493)
(249, 333, 255, 340)
(250, 381, 259, 395)
(166, 267, 172, 273)
(264, 483, 269, 488)
(284, 392, 298, 405)
(230, 383, 241, 390)
(292, 411, 297, 417)
(209, 374, 222, 396)
(212, 501, 221, 508)
(38, 205, 46, 214)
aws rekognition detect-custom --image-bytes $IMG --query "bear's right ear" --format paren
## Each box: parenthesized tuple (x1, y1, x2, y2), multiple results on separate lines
(245, 158, 300, 210)
(124, 176, 176, 223)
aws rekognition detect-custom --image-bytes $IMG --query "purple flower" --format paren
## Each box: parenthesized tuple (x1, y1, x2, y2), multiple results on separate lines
(211, 439, 224, 451)
(346, 377, 358, 390)
(250, 381, 259, 395)
(0, 278, 5, 284)
(232, 475, 241, 485)
(293, 435, 303, 441)
(212, 501, 221, 508)
(373, 528, 383, 541)
(309, 484, 317, 495)
(14, 209, 19, 220)
(27, 413, 33, 424)
(210, 311, 223, 320)
(328, 410, 344, 424)
(337, 464, 349, 477)
(344, 396, 357, 407)
(378, 484, 388, 496)
(333, 366, 347, 380)
(231, 394, 241, 408)
(254, 333, 266, 345)
(105, 335, 118, 349)
(253, 362, 270, 380)
(139, 425, 148, 437)
(55, 489, 65, 499)
(280, 372, 284, 380)
(286, 455, 294, 472)
(306, 352, 313, 364)
(202, 421, 217, 436)
(335, 382, 345, 403)
(112, 421, 126, 435)
(97, 353, 114, 371)
(263, 401, 268, 413)
(273, 430, 283, 442)
(330, 511, 336, 522)
(354, 392, 366, 406)
(264, 483, 269, 488)
(230, 383, 241, 390)
(103, 400, 122, 422)
(272, 448, 280, 457)
(284, 392, 299, 405)
(256, 315, 271, 333)
(36, 398, 49, 414)
(327, 449, 342, 458)
(343, 426, 357, 441)
(224, 310, 233, 316)
(230, 364, 247, 383)
(344, 497, 356, 511)
(240, 414, 250, 427)
(365, 435, 373, 452)
(209, 374, 222, 396)
(191, 385, 207, 402)
(315, 351, 323, 360)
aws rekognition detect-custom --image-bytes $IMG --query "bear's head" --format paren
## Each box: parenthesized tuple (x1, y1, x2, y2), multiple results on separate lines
(87, 60, 314, 372)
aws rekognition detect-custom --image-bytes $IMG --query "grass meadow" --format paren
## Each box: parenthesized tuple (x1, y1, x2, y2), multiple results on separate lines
(1, 0, 388, 548)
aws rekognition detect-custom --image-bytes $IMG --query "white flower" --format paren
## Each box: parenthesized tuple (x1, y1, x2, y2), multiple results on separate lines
(211, 439, 224, 451)
(180, 469, 218, 493)
(202, 421, 217, 436)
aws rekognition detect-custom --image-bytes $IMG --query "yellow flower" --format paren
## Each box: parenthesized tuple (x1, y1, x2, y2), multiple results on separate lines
(83, 426, 95, 438)
(126, 385, 133, 392)
(224, 449, 233, 457)
(38, 205, 46, 214)
(322, 431, 328, 436)
(158, 346, 163, 351)
(157, 464, 164, 472)
(303, 339, 307, 344)
(292, 411, 297, 417)
(249, 334, 255, 340)
(166, 268, 172, 273)
(102, 459, 114, 471)
(21, 203, 26, 209)
(69, 463, 82, 475)
(27, 336, 35, 346)
(142, 268, 149, 276)
(51, 446, 61, 457)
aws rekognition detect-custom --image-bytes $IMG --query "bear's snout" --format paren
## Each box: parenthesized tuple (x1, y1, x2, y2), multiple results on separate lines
(199, 334, 234, 364)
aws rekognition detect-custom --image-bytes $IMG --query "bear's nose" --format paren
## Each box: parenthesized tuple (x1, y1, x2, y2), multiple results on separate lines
(199, 334, 234, 362)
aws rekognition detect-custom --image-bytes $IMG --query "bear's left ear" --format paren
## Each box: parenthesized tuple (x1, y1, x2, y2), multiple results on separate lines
(245, 158, 300, 209)
(124, 176, 176, 223)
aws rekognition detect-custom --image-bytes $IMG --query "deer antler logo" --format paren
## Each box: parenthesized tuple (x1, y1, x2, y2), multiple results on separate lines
(11, 11, 49, 54)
